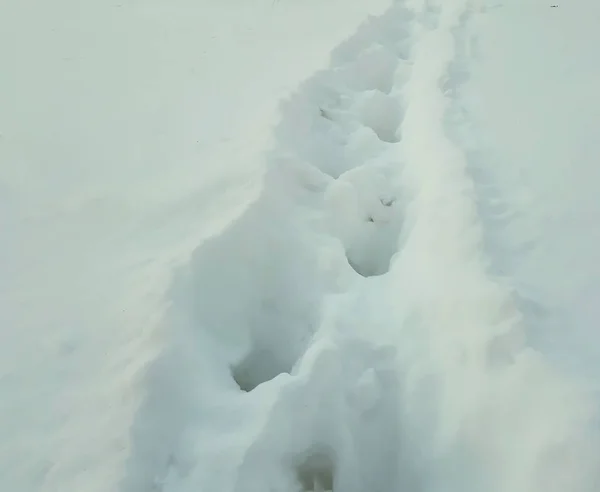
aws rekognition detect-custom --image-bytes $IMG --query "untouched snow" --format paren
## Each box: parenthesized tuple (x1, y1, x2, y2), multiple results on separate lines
(2, 0, 600, 491)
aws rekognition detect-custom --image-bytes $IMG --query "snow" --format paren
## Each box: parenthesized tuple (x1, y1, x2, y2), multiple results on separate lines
(2, 0, 600, 491)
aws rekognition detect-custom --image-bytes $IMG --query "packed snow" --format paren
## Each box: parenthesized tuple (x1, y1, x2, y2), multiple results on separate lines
(2, 0, 600, 491)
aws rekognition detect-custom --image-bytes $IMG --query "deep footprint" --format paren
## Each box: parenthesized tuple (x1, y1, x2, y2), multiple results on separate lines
(356, 91, 402, 143)
(336, 44, 400, 95)
(325, 167, 404, 277)
(295, 447, 336, 492)
(232, 346, 293, 392)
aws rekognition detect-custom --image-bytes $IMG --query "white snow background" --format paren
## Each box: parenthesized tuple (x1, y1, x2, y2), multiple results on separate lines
(1, 0, 600, 491)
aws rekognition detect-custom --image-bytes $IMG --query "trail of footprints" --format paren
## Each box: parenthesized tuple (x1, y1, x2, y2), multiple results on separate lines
(272, 4, 418, 281)
(232, 2, 418, 397)
(230, 4, 419, 399)
(235, 2, 422, 490)
(228, 1, 469, 491)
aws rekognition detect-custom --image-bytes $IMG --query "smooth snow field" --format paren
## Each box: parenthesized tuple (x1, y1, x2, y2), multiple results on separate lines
(2, 0, 600, 491)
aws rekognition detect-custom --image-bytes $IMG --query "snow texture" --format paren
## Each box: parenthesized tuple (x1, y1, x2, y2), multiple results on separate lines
(2, 0, 600, 491)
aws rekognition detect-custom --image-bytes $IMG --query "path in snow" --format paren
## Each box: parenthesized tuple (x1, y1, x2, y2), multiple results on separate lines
(125, 1, 600, 492)
(4, 0, 599, 491)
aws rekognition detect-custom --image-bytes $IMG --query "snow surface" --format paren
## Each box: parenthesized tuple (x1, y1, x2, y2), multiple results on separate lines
(2, 0, 600, 491)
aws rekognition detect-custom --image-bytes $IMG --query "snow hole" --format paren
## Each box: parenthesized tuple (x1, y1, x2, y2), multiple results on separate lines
(296, 447, 336, 492)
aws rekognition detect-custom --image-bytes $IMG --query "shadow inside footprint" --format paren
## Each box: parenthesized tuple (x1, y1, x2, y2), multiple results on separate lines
(296, 448, 336, 492)
(357, 91, 402, 143)
(232, 346, 292, 392)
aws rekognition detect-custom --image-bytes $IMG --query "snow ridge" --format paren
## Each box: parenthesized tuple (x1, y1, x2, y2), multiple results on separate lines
(121, 1, 600, 491)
